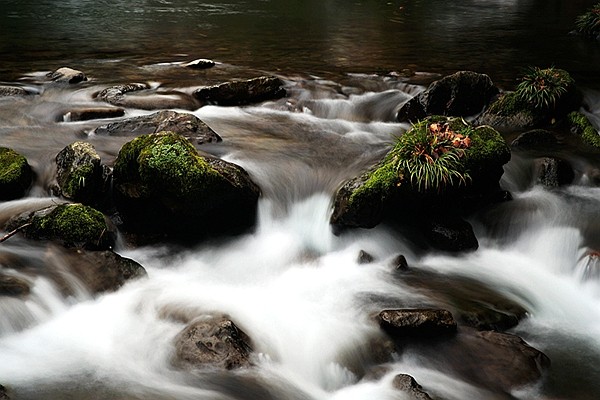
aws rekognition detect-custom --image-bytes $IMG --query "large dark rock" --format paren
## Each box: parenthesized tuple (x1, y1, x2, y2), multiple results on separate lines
(378, 309, 457, 338)
(91, 110, 221, 145)
(173, 315, 253, 370)
(193, 76, 286, 106)
(54, 141, 109, 206)
(0, 147, 33, 201)
(392, 374, 433, 400)
(424, 216, 479, 252)
(397, 71, 498, 122)
(5, 203, 116, 250)
(47, 67, 87, 84)
(113, 131, 260, 239)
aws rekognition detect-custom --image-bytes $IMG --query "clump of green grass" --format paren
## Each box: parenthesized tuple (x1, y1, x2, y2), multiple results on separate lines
(389, 121, 472, 192)
(515, 66, 573, 111)
(575, 2, 600, 38)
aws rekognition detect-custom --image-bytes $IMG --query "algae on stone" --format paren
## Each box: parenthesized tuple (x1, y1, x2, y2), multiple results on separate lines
(568, 111, 600, 149)
(113, 131, 260, 237)
(0, 147, 33, 200)
(25, 203, 113, 249)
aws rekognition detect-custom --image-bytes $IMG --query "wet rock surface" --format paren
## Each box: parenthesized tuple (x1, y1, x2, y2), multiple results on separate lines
(397, 71, 498, 122)
(406, 328, 550, 393)
(60, 249, 146, 294)
(54, 141, 108, 206)
(173, 315, 253, 370)
(193, 76, 286, 106)
(392, 374, 433, 400)
(91, 110, 221, 144)
(378, 308, 457, 338)
(47, 67, 87, 84)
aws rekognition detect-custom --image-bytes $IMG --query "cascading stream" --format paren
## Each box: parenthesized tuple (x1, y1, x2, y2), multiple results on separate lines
(1, 70, 600, 400)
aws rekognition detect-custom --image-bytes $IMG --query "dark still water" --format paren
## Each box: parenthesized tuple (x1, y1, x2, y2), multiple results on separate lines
(1, 0, 600, 87)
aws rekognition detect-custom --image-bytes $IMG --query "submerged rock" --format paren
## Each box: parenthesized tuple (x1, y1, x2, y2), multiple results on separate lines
(47, 67, 87, 84)
(54, 141, 109, 206)
(173, 315, 253, 370)
(0, 85, 29, 97)
(398, 270, 528, 331)
(60, 249, 146, 294)
(378, 309, 457, 338)
(5, 203, 116, 250)
(95, 83, 198, 110)
(193, 76, 286, 106)
(0, 274, 31, 297)
(60, 107, 125, 122)
(0, 147, 33, 201)
(397, 71, 498, 122)
(91, 110, 221, 145)
(412, 328, 550, 392)
(392, 374, 433, 400)
(113, 131, 260, 239)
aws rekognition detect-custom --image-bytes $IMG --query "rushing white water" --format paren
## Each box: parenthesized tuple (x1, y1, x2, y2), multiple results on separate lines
(2, 74, 600, 400)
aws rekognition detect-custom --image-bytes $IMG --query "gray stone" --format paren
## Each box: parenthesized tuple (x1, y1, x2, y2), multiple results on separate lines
(173, 315, 252, 370)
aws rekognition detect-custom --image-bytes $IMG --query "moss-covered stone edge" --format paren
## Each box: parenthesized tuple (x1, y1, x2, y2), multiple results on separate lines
(348, 117, 509, 207)
(114, 131, 224, 200)
(27, 203, 112, 249)
(568, 111, 600, 148)
(0, 147, 33, 199)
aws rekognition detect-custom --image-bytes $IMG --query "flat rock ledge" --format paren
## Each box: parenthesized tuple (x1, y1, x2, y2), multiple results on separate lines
(378, 309, 457, 338)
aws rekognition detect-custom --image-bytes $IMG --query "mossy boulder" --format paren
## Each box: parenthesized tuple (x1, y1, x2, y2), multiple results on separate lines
(331, 117, 510, 251)
(113, 131, 260, 239)
(568, 111, 600, 149)
(0, 147, 33, 201)
(6, 203, 115, 250)
(54, 141, 109, 206)
(479, 68, 581, 131)
(397, 71, 498, 122)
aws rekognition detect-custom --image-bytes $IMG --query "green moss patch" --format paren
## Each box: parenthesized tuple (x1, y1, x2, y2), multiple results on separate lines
(114, 131, 222, 201)
(0, 147, 33, 200)
(568, 111, 600, 148)
(28, 204, 112, 249)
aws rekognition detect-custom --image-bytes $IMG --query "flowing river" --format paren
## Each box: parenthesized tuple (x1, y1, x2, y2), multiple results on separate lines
(1, 1, 600, 399)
